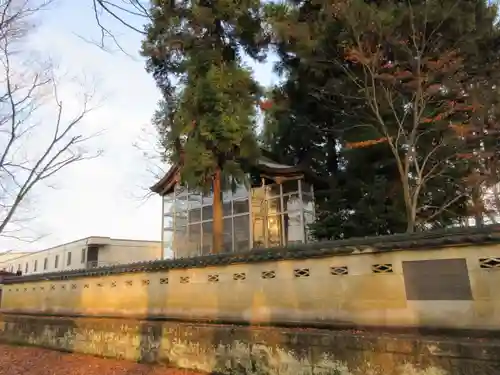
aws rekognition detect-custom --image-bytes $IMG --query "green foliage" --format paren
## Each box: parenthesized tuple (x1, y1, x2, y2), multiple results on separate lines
(142, 0, 267, 192)
(263, 0, 500, 238)
(143, 0, 500, 241)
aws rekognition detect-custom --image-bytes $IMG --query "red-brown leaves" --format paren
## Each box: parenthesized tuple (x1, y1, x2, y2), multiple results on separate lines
(425, 50, 463, 73)
(344, 48, 371, 65)
(375, 73, 396, 83)
(449, 123, 472, 137)
(259, 100, 273, 111)
(0, 344, 204, 375)
(425, 84, 442, 96)
(420, 113, 446, 124)
(346, 137, 389, 149)
(457, 153, 475, 160)
(394, 70, 412, 80)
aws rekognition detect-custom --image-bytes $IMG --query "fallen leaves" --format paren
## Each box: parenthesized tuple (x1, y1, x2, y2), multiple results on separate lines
(0, 344, 205, 375)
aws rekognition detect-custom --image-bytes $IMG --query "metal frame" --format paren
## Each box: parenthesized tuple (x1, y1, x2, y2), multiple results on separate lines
(162, 176, 316, 259)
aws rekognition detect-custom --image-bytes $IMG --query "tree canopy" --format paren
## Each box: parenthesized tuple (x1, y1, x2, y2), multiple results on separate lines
(142, 0, 267, 252)
(262, 0, 500, 238)
(142, 0, 500, 243)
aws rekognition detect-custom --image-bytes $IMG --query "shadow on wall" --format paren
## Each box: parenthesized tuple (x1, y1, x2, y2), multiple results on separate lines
(138, 272, 166, 364)
(0, 313, 78, 354)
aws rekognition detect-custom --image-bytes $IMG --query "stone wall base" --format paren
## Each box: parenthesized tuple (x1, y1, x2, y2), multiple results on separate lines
(0, 314, 499, 375)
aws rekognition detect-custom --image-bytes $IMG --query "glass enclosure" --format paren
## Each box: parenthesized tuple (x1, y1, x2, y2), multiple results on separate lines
(162, 178, 315, 259)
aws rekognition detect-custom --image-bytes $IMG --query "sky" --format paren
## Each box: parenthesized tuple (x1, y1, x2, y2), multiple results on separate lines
(0, 0, 277, 252)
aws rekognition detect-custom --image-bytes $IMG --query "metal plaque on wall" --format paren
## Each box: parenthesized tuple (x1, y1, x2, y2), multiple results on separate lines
(402, 258, 473, 301)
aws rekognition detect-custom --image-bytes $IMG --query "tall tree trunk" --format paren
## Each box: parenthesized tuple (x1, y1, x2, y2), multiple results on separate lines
(406, 219, 415, 233)
(212, 167, 223, 253)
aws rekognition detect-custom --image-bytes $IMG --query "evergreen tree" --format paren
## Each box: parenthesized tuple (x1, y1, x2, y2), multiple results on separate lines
(264, 0, 500, 237)
(142, 0, 267, 253)
(262, 0, 408, 239)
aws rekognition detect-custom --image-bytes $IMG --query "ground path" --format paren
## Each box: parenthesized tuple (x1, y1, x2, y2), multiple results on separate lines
(0, 344, 205, 375)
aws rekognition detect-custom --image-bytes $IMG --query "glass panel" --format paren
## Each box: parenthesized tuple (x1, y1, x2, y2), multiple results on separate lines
(302, 193, 314, 212)
(300, 180, 312, 195)
(268, 183, 281, 198)
(267, 214, 283, 247)
(304, 211, 315, 225)
(252, 217, 266, 248)
(163, 229, 174, 259)
(223, 201, 232, 217)
(233, 184, 248, 199)
(174, 196, 188, 216)
(223, 189, 232, 202)
(233, 198, 249, 215)
(164, 215, 174, 229)
(233, 214, 250, 252)
(202, 192, 213, 206)
(188, 223, 202, 256)
(189, 204, 202, 222)
(172, 225, 187, 258)
(284, 211, 304, 244)
(251, 186, 266, 217)
(201, 221, 213, 255)
(223, 217, 233, 253)
(164, 203, 175, 216)
(174, 213, 188, 227)
(202, 205, 213, 221)
(282, 179, 298, 195)
(188, 192, 202, 223)
(304, 211, 315, 243)
(175, 184, 187, 197)
(284, 193, 301, 212)
(188, 192, 201, 219)
(163, 194, 175, 215)
(266, 196, 282, 214)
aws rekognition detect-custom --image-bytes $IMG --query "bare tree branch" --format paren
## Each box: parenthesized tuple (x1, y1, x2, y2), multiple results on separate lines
(307, 0, 500, 232)
(0, 0, 102, 240)
(130, 123, 166, 204)
(80, 0, 150, 54)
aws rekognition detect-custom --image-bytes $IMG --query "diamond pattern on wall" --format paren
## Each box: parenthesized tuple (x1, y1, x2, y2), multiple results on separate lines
(293, 268, 310, 278)
(180, 276, 190, 284)
(479, 257, 500, 269)
(372, 264, 394, 274)
(233, 272, 246, 281)
(125, 280, 133, 286)
(261, 270, 276, 279)
(330, 266, 348, 275)
(142, 279, 150, 286)
(160, 278, 168, 284)
(208, 274, 219, 283)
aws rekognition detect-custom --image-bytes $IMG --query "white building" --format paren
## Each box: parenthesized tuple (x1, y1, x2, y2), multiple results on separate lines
(0, 237, 162, 276)
(0, 250, 31, 264)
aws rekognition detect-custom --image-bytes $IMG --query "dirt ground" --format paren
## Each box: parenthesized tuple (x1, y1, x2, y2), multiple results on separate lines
(0, 344, 206, 375)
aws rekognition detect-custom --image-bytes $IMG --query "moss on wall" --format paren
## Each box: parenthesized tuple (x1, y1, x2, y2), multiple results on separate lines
(0, 314, 499, 375)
